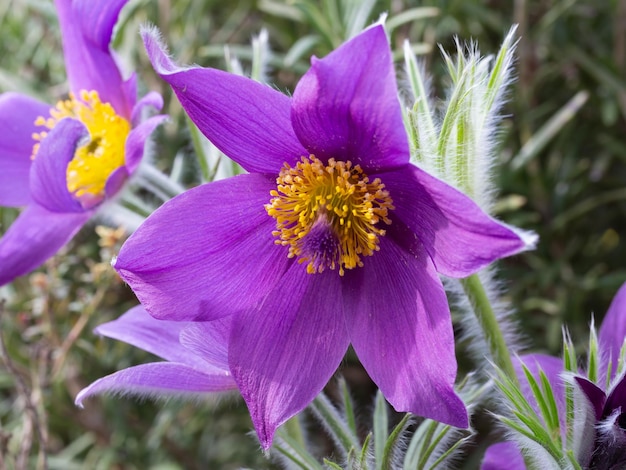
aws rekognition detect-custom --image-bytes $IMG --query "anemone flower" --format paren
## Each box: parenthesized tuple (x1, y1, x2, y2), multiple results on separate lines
(482, 282, 626, 470)
(76, 305, 236, 405)
(114, 23, 532, 449)
(0, 0, 166, 286)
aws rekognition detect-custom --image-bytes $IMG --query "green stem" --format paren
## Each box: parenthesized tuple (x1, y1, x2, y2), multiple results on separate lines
(283, 415, 305, 448)
(460, 274, 518, 385)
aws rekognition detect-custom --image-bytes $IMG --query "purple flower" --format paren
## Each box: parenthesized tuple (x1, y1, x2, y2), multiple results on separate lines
(76, 306, 236, 404)
(482, 282, 626, 469)
(115, 24, 530, 448)
(0, 0, 166, 286)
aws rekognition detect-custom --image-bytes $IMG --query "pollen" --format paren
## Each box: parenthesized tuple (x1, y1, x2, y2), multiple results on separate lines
(32, 90, 130, 205)
(266, 155, 394, 275)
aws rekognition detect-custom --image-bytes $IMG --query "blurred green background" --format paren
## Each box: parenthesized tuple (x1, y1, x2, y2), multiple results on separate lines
(1, 0, 626, 468)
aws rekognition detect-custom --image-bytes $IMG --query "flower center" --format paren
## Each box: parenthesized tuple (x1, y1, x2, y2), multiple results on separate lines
(32, 90, 130, 206)
(266, 155, 394, 275)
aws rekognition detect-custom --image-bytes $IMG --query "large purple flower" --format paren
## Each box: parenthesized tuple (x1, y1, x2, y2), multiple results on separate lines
(76, 305, 236, 405)
(0, 0, 166, 286)
(115, 24, 531, 448)
(482, 282, 626, 469)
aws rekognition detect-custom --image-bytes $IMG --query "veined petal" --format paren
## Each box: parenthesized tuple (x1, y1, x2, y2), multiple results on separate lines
(74, 0, 129, 51)
(94, 305, 206, 370)
(30, 118, 87, 213)
(75, 362, 236, 407)
(180, 318, 232, 372)
(599, 282, 626, 378)
(123, 114, 167, 175)
(142, 27, 306, 174)
(343, 234, 468, 427)
(0, 204, 91, 286)
(291, 25, 409, 172)
(382, 164, 529, 278)
(481, 442, 525, 470)
(54, 0, 129, 117)
(229, 263, 350, 449)
(115, 174, 290, 322)
(0, 93, 51, 207)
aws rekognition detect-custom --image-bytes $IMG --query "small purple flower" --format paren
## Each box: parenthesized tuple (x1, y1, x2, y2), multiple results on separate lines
(482, 282, 626, 469)
(115, 24, 530, 448)
(76, 306, 236, 404)
(0, 0, 166, 286)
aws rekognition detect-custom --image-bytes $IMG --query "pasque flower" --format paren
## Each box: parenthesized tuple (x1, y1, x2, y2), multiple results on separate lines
(482, 282, 626, 470)
(76, 305, 236, 404)
(115, 24, 531, 448)
(0, 0, 165, 286)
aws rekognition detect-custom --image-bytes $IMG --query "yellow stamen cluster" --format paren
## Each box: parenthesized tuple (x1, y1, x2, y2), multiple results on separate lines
(32, 90, 130, 202)
(266, 155, 394, 275)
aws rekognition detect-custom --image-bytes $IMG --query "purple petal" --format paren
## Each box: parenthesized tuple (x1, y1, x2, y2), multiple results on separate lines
(0, 204, 90, 286)
(123, 114, 167, 175)
(604, 371, 626, 418)
(343, 234, 468, 427)
(229, 264, 350, 449)
(574, 376, 606, 421)
(291, 25, 409, 172)
(382, 164, 529, 278)
(114, 174, 290, 322)
(103, 166, 128, 199)
(599, 282, 626, 378)
(141, 27, 306, 174)
(481, 442, 525, 470)
(75, 362, 236, 407)
(94, 305, 206, 370)
(180, 318, 232, 372)
(0, 93, 51, 207)
(30, 118, 87, 213)
(130, 91, 164, 126)
(54, 0, 129, 117)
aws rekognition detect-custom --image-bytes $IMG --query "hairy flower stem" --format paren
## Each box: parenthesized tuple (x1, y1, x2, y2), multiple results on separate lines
(283, 416, 306, 448)
(461, 274, 519, 385)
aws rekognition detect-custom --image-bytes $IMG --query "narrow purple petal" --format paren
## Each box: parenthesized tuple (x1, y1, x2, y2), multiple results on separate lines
(291, 25, 409, 172)
(130, 91, 164, 126)
(54, 0, 129, 117)
(114, 174, 290, 322)
(180, 318, 232, 372)
(94, 305, 205, 369)
(141, 27, 307, 174)
(481, 442, 525, 470)
(599, 282, 626, 378)
(574, 376, 606, 421)
(0, 93, 51, 207)
(382, 165, 528, 278)
(29, 118, 87, 213)
(75, 362, 236, 407)
(123, 114, 167, 175)
(230, 264, 350, 449)
(0, 204, 91, 286)
(343, 234, 468, 427)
